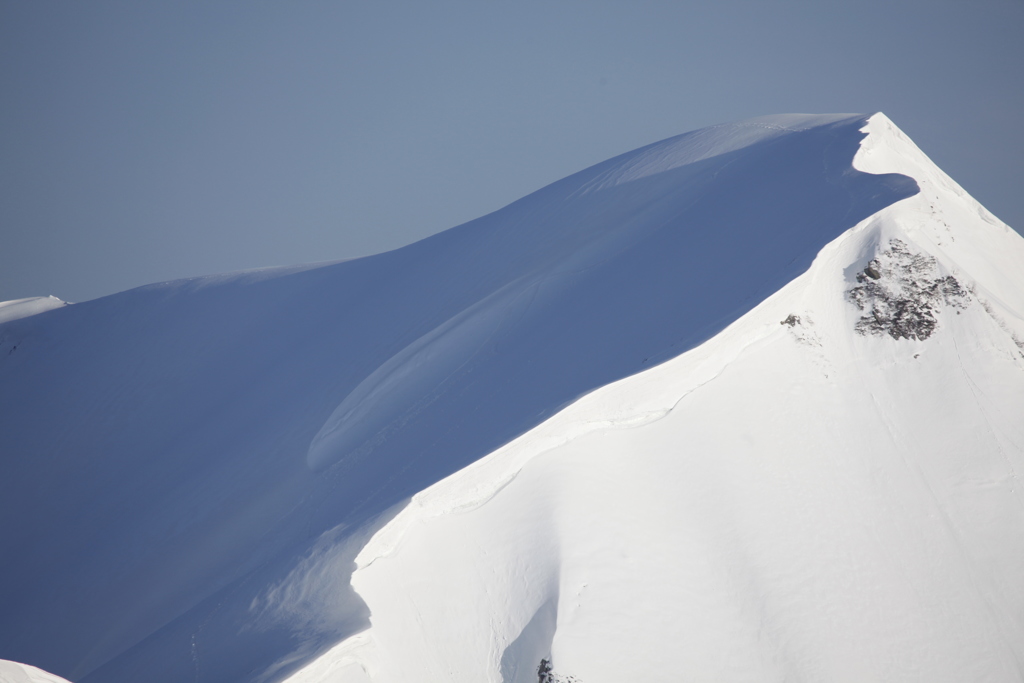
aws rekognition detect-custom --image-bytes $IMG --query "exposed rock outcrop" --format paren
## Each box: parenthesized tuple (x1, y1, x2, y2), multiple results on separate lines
(847, 239, 969, 340)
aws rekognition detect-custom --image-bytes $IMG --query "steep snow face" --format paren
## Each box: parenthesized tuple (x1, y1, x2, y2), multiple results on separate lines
(282, 114, 1024, 683)
(0, 115, 916, 682)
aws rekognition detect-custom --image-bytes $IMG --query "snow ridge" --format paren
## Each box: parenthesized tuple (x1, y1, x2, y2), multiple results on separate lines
(280, 114, 1024, 682)
(0, 113, 987, 682)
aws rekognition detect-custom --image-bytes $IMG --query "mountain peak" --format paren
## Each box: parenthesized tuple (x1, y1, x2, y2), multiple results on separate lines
(2, 115, 1021, 683)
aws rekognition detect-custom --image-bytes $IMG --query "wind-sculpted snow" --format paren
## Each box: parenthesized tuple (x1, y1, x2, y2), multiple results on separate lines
(0, 114, 916, 682)
(281, 114, 1024, 683)
(0, 296, 67, 325)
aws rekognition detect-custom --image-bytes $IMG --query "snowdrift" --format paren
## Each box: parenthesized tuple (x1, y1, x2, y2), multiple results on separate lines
(3, 113, 1021, 682)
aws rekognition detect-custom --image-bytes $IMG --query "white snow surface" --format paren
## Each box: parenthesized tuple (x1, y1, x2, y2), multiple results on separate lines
(0, 296, 66, 324)
(282, 114, 1024, 683)
(2, 113, 1020, 682)
(0, 660, 70, 683)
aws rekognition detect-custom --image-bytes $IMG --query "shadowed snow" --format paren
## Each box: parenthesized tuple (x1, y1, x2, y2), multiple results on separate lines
(0, 114, 915, 682)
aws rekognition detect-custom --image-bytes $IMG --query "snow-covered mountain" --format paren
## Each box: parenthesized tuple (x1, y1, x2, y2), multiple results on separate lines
(2, 114, 1022, 682)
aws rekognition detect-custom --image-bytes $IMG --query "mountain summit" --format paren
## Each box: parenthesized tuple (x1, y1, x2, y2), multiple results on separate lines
(1, 114, 1022, 682)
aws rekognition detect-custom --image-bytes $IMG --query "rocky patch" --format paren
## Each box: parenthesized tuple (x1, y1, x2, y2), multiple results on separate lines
(537, 659, 581, 683)
(780, 314, 801, 327)
(847, 239, 969, 341)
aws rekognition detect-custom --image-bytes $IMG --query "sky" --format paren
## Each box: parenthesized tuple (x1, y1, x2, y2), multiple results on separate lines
(2, 0, 1022, 303)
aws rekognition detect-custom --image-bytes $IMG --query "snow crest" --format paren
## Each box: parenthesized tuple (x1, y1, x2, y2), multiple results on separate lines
(2, 114, 992, 682)
(281, 114, 1024, 682)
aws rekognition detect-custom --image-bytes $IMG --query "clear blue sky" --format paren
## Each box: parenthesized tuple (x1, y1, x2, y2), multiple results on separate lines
(2, 0, 1022, 303)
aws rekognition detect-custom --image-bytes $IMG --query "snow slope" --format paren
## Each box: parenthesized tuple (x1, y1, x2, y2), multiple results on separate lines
(0, 114, 953, 681)
(282, 114, 1024, 682)
(0, 660, 70, 683)
(0, 297, 67, 325)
